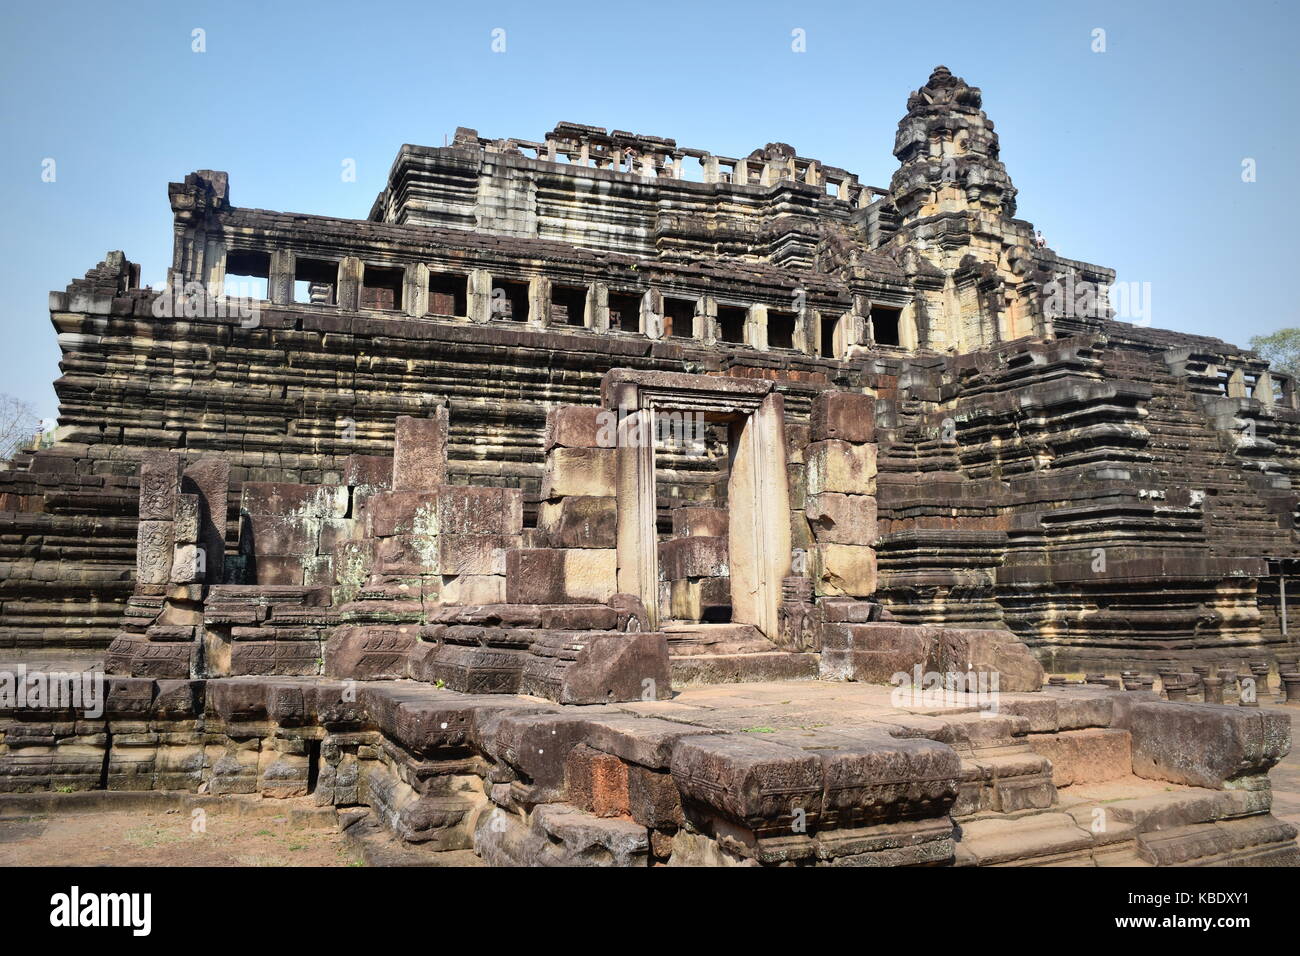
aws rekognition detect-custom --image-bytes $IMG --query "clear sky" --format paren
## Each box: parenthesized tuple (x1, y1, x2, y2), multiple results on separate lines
(1, 0, 1296, 420)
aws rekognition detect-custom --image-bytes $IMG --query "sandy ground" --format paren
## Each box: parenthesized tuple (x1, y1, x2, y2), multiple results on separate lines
(0, 802, 362, 867)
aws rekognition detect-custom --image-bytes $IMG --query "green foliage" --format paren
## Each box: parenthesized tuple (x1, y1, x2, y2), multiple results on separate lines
(1250, 328, 1300, 378)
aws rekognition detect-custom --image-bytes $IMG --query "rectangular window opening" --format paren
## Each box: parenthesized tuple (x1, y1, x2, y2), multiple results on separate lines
(224, 249, 270, 300)
(428, 272, 468, 317)
(872, 305, 902, 347)
(718, 305, 747, 345)
(820, 315, 839, 359)
(664, 298, 696, 339)
(294, 257, 337, 305)
(768, 310, 797, 350)
(608, 291, 642, 333)
(492, 279, 529, 322)
(550, 285, 587, 326)
(361, 265, 404, 311)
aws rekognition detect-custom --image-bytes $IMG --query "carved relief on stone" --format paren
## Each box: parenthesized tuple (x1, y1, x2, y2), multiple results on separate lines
(138, 453, 180, 521)
(136, 520, 175, 585)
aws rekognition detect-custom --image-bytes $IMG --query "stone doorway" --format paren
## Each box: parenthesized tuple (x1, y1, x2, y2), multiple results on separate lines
(601, 370, 791, 637)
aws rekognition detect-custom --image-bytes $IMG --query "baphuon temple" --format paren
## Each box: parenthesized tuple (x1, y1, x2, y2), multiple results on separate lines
(0, 66, 1296, 867)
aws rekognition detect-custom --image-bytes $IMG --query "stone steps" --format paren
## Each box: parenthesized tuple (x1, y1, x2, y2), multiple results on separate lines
(670, 651, 820, 686)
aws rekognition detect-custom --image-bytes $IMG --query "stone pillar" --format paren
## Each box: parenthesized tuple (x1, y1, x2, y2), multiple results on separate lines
(748, 304, 768, 351)
(136, 453, 182, 593)
(589, 282, 609, 332)
(805, 390, 878, 599)
(404, 263, 428, 318)
(729, 392, 792, 637)
(641, 290, 663, 340)
(613, 390, 658, 628)
(528, 275, 551, 328)
(269, 249, 294, 305)
(337, 257, 363, 311)
(795, 308, 814, 355)
(392, 408, 449, 491)
(702, 155, 719, 184)
(182, 457, 231, 585)
(698, 296, 717, 346)
(469, 269, 493, 323)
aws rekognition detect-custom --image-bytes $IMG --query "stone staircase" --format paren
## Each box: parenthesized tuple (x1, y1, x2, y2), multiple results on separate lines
(664, 622, 819, 685)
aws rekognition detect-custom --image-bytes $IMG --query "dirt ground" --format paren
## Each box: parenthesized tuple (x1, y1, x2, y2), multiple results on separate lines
(0, 803, 363, 868)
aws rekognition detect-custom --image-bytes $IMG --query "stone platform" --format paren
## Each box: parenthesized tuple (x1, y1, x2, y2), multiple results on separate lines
(2, 674, 1294, 867)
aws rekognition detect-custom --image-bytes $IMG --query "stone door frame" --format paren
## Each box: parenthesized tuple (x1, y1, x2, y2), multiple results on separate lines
(601, 370, 791, 636)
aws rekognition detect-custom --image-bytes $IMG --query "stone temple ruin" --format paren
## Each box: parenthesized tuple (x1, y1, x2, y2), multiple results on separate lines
(0, 66, 1296, 866)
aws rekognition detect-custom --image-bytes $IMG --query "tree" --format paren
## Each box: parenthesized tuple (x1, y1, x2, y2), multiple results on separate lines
(1249, 328, 1300, 379)
(0, 394, 40, 463)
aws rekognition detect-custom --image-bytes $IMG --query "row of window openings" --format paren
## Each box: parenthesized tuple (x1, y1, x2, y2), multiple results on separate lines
(224, 251, 901, 351)
(1216, 370, 1290, 403)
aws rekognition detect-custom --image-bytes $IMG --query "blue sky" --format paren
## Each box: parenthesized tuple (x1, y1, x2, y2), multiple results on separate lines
(1, 0, 1296, 420)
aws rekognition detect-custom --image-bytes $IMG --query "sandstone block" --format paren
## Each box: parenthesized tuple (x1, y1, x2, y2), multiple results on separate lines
(324, 625, 416, 680)
(1112, 698, 1291, 789)
(1028, 728, 1132, 788)
(806, 440, 877, 496)
(440, 574, 507, 606)
(392, 410, 448, 491)
(240, 482, 348, 519)
(811, 390, 876, 443)
(928, 628, 1044, 694)
(805, 493, 878, 545)
(541, 447, 617, 499)
(659, 536, 728, 580)
(671, 506, 728, 538)
(438, 486, 523, 535)
(670, 735, 823, 829)
(539, 495, 615, 548)
(438, 534, 515, 575)
(544, 406, 609, 451)
(367, 491, 438, 538)
(506, 548, 617, 605)
(814, 543, 877, 597)
(670, 577, 731, 622)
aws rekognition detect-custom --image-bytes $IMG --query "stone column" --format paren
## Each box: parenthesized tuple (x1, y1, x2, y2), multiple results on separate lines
(269, 249, 294, 305)
(805, 390, 878, 600)
(337, 257, 363, 311)
(589, 282, 609, 332)
(748, 304, 768, 351)
(729, 392, 792, 637)
(613, 388, 658, 628)
(469, 269, 493, 323)
(404, 263, 428, 318)
(641, 290, 663, 340)
(528, 275, 551, 328)
(136, 453, 182, 593)
(697, 296, 717, 346)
